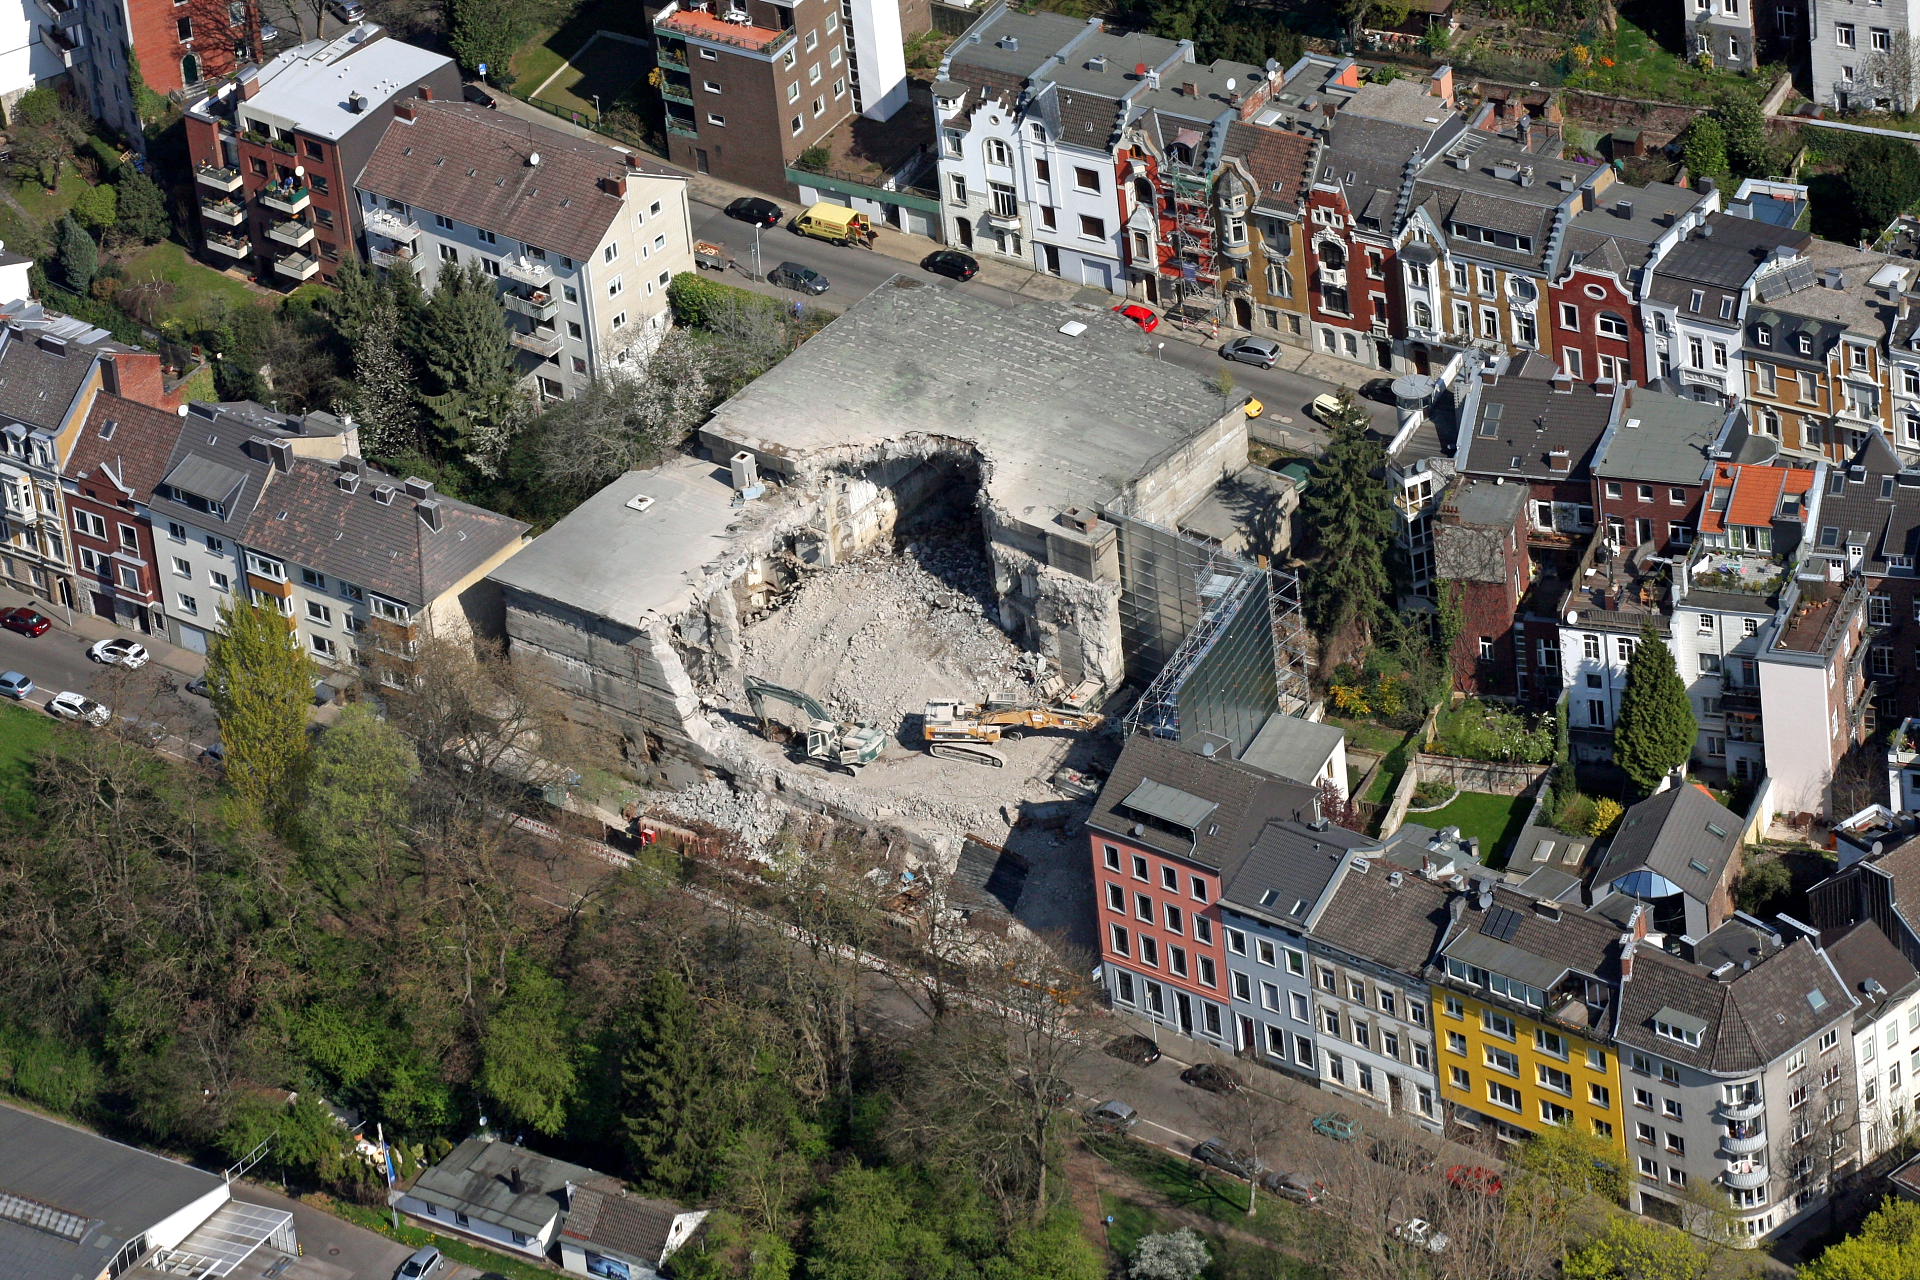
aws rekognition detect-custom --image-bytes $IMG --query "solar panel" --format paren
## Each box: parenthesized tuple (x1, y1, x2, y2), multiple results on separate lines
(1480, 904, 1524, 942)
(0, 1189, 91, 1242)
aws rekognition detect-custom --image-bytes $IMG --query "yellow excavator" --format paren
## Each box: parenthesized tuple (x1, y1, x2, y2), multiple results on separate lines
(920, 696, 1105, 768)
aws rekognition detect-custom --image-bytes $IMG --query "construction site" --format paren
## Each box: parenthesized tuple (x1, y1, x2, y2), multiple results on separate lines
(488, 277, 1312, 942)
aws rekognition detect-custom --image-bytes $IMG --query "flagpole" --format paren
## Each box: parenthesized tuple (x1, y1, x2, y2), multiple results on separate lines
(380, 1122, 399, 1232)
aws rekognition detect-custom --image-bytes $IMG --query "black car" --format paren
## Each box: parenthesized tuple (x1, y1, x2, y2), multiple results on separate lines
(1104, 1034, 1162, 1065)
(922, 249, 979, 281)
(462, 83, 498, 109)
(769, 262, 830, 295)
(726, 196, 785, 228)
(1180, 1063, 1243, 1094)
(1262, 1171, 1325, 1205)
(1015, 1073, 1073, 1107)
(1358, 377, 1398, 404)
(1191, 1139, 1262, 1180)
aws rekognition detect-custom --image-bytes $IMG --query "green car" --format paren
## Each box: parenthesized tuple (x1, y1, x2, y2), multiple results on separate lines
(1312, 1112, 1360, 1142)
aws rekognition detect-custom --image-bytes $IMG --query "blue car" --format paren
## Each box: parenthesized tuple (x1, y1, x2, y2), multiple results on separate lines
(0, 671, 32, 699)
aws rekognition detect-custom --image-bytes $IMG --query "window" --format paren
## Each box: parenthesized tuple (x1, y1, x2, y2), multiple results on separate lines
(1074, 166, 1101, 192)
(1131, 855, 1148, 881)
(1450, 1066, 1471, 1090)
(1634, 1088, 1654, 1110)
(1323, 1008, 1342, 1036)
(1290, 991, 1309, 1022)
(1190, 876, 1208, 903)
(1483, 1010, 1516, 1040)
(1258, 940, 1278, 967)
(706, 113, 726, 127)
(1536, 1028, 1567, 1058)
(1079, 214, 1105, 240)
(1261, 982, 1280, 1011)
(1838, 22, 1857, 47)
(1168, 946, 1187, 977)
(171, 556, 191, 578)
(1105, 884, 1123, 913)
(1225, 926, 1245, 954)
(310, 634, 337, 658)
(1109, 924, 1129, 957)
(439, 244, 458, 264)
(703, 80, 722, 94)
(1820, 1028, 1840, 1052)
(1232, 971, 1251, 1001)
(1198, 957, 1215, 988)
(1134, 894, 1152, 922)
(1590, 1082, 1611, 1108)
(1539, 1065, 1573, 1094)
(1488, 1081, 1522, 1111)
(1448, 1031, 1468, 1055)
(1164, 904, 1183, 935)
(1662, 1097, 1683, 1119)
(1193, 916, 1212, 945)
(209, 570, 230, 592)
(305, 600, 332, 626)
(1485, 1047, 1520, 1075)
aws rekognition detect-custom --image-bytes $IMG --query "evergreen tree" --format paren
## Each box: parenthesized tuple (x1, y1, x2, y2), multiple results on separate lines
(1614, 624, 1697, 794)
(206, 597, 313, 829)
(348, 287, 421, 461)
(1298, 398, 1394, 647)
(1681, 116, 1729, 184)
(113, 171, 169, 244)
(413, 262, 521, 475)
(618, 969, 742, 1198)
(53, 216, 96, 294)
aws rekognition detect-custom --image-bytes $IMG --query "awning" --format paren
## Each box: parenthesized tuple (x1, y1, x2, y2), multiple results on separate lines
(142, 1200, 294, 1277)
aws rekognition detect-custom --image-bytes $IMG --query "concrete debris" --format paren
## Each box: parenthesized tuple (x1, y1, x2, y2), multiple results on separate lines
(648, 776, 786, 846)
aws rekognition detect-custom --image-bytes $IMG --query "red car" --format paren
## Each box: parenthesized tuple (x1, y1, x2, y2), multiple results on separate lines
(1113, 303, 1160, 332)
(1446, 1164, 1503, 1196)
(1, 606, 51, 637)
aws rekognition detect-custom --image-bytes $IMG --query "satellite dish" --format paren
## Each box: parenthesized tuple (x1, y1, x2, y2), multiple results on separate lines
(1226, 77, 1237, 92)
(1565, 610, 1579, 625)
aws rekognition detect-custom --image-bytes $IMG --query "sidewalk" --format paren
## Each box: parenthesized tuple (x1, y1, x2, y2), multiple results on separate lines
(0, 585, 204, 679)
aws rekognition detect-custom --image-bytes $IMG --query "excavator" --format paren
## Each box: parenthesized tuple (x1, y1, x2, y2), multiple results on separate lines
(920, 696, 1106, 768)
(744, 676, 886, 772)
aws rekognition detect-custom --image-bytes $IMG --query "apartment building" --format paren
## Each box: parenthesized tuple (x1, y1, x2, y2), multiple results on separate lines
(0, 0, 65, 119)
(355, 100, 694, 401)
(186, 26, 459, 288)
(1807, 0, 1920, 110)
(1825, 921, 1920, 1168)
(1612, 921, 1857, 1239)
(1644, 209, 1807, 402)
(61, 0, 265, 145)
(1589, 389, 1729, 559)
(1431, 884, 1627, 1151)
(651, 0, 852, 194)
(145, 401, 527, 665)
(65, 391, 191, 634)
(1551, 182, 1712, 386)
(1586, 785, 1746, 941)
(1742, 240, 1912, 464)
(1089, 734, 1316, 1049)
(1684, 0, 1760, 69)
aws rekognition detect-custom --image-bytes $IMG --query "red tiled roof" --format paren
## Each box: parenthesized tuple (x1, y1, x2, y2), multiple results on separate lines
(1698, 462, 1815, 534)
(1225, 121, 1316, 214)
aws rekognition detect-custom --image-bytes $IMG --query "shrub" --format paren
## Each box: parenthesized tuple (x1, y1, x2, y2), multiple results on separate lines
(1588, 797, 1625, 838)
(1412, 780, 1457, 808)
(667, 271, 780, 329)
(1551, 792, 1599, 837)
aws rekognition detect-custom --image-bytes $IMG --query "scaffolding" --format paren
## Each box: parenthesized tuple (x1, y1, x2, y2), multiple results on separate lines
(1109, 512, 1310, 749)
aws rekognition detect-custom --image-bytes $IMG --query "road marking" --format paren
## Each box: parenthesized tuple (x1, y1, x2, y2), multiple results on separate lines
(1140, 1117, 1202, 1148)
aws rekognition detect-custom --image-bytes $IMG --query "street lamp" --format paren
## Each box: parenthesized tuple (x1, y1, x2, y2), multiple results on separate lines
(591, 93, 601, 125)
(752, 220, 763, 282)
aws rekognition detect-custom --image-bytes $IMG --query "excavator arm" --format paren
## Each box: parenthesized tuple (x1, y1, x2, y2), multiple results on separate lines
(746, 676, 834, 727)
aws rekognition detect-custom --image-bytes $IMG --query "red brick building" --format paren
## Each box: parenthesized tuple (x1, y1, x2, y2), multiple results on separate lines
(64, 388, 190, 633)
(1089, 735, 1316, 1050)
(1550, 182, 1713, 386)
(136, 0, 263, 96)
(185, 28, 458, 288)
(1588, 386, 1732, 559)
(1430, 480, 1531, 698)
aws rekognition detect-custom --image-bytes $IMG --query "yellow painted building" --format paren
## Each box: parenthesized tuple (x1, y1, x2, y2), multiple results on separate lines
(1431, 890, 1630, 1152)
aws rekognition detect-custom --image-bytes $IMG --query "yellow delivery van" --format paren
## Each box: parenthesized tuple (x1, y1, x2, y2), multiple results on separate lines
(790, 201, 873, 246)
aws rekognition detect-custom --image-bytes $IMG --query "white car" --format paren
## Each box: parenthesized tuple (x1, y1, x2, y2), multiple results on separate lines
(1392, 1218, 1450, 1253)
(89, 637, 150, 669)
(47, 691, 110, 725)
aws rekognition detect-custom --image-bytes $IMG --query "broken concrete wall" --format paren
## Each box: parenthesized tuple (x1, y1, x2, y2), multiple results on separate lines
(1112, 406, 1251, 527)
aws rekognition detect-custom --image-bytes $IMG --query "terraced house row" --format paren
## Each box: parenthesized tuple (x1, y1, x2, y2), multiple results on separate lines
(937, 5, 1920, 469)
(1090, 731, 1920, 1246)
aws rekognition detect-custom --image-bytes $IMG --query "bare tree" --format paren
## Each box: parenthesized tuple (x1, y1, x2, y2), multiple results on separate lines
(1774, 1067, 1858, 1232)
(1859, 31, 1920, 113)
(1193, 1085, 1290, 1218)
(528, 331, 714, 497)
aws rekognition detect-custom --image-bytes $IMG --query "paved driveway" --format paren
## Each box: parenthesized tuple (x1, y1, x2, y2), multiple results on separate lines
(230, 1185, 481, 1280)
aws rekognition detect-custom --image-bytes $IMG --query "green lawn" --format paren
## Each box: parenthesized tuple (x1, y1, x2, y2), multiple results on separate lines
(1085, 1135, 1341, 1263)
(511, 0, 658, 99)
(0, 700, 54, 817)
(535, 34, 648, 118)
(116, 240, 266, 332)
(1572, 21, 1776, 105)
(1411, 791, 1534, 868)
(1099, 1190, 1330, 1280)
(1324, 716, 1412, 756)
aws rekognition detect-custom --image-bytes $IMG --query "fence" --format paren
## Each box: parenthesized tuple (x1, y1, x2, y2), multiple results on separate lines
(1412, 753, 1551, 797)
(512, 91, 656, 153)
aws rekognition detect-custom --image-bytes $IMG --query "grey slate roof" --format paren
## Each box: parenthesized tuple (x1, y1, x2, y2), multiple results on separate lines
(1410, 134, 1598, 274)
(408, 1138, 617, 1238)
(1220, 816, 1373, 925)
(357, 102, 679, 262)
(1617, 936, 1855, 1074)
(1590, 784, 1744, 910)
(0, 1103, 226, 1280)
(1308, 862, 1458, 976)
(1648, 212, 1809, 326)
(1590, 388, 1726, 485)
(1563, 182, 1706, 279)
(1824, 921, 1920, 1020)
(1087, 734, 1317, 873)
(0, 325, 104, 433)
(1437, 886, 1624, 998)
(69, 394, 192, 499)
(559, 1184, 696, 1266)
(1239, 713, 1345, 787)
(1455, 371, 1618, 482)
(1813, 432, 1920, 573)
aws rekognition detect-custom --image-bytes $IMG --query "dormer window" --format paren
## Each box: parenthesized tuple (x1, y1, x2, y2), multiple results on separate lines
(1755, 324, 1771, 348)
(1653, 1009, 1705, 1048)
(1798, 333, 1813, 355)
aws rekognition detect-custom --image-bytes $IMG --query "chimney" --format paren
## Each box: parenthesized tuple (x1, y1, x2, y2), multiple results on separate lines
(417, 498, 443, 531)
(1619, 936, 1636, 981)
(1182, 81, 1199, 97)
(402, 476, 433, 499)
(372, 484, 396, 505)
(627, 153, 646, 170)
(508, 1166, 524, 1194)
(240, 71, 261, 100)
(1429, 64, 1454, 106)
(417, 85, 433, 101)
(1533, 899, 1562, 920)
(394, 101, 417, 121)
(266, 439, 292, 473)
(1822, 268, 1845, 290)
(602, 173, 628, 196)
(35, 334, 66, 357)
(1547, 449, 1572, 472)
(1697, 175, 1717, 195)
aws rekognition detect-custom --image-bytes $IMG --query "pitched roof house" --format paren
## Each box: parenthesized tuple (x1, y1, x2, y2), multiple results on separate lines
(1589, 784, 1746, 940)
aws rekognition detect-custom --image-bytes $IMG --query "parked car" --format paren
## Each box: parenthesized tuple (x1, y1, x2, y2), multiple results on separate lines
(88, 637, 149, 668)
(1312, 1112, 1360, 1141)
(921, 249, 979, 281)
(1219, 335, 1281, 369)
(1391, 1218, 1449, 1253)
(1190, 1139, 1263, 1180)
(327, 0, 365, 20)
(1244, 396, 1264, 419)
(1261, 1171, 1325, 1205)
(1179, 1063, 1242, 1094)
(0, 670, 32, 699)
(2, 606, 51, 636)
(258, 20, 281, 42)
(769, 262, 830, 295)
(395, 1246, 443, 1280)
(47, 691, 110, 725)
(200, 740, 226, 765)
(1112, 302, 1159, 332)
(725, 196, 784, 228)
(1103, 1034, 1161, 1065)
(1015, 1073, 1073, 1107)
(185, 675, 212, 698)
(1085, 1100, 1138, 1133)
(1309, 392, 1351, 425)
(462, 83, 498, 108)
(1358, 376, 1398, 404)
(1369, 1137, 1437, 1174)
(1445, 1164, 1503, 1196)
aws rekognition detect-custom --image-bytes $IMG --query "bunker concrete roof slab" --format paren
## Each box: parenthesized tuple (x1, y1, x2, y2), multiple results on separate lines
(698, 276, 1241, 527)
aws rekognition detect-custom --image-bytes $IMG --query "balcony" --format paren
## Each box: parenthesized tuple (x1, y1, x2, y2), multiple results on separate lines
(1723, 1160, 1768, 1191)
(1720, 686, 1762, 715)
(196, 163, 243, 193)
(37, 0, 74, 16)
(983, 206, 1022, 230)
(199, 197, 245, 227)
(654, 2, 796, 57)
(505, 288, 559, 321)
(267, 218, 314, 248)
(365, 209, 418, 243)
(272, 252, 320, 281)
(657, 46, 689, 72)
(259, 185, 310, 216)
(204, 231, 250, 259)
(509, 326, 565, 359)
(666, 116, 699, 139)
(661, 80, 693, 105)
(502, 256, 553, 287)
(1716, 1095, 1764, 1123)
(1720, 1128, 1767, 1157)
(39, 23, 79, 66)
(369, 244, 416, 270)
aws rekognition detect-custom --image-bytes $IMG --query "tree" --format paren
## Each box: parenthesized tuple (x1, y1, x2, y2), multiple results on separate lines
(1564, 1217, 1710, 1280)
(1506, 1121, 1631, 1267)
(1195, 1085, 1288, 1218)
(70, 184, 117, 235)
(478, 961, 578, 1136)
(345, 285, 421, 461)
(10, 88, 86, 190)
(1734, 854, 1793, 916)
(1711, 96, 1775, 180)
(529, 333, 712, 498)
(618, 968, 750, 1198)
(53, 217, 97, 295)
(413, 261, 524, 475)
(206, 597, 313, 828)
(447, 0, 542, 87)
(1680, 116, 1729, 185)
(1299, 400, 1394, 658)
(295, 703, 418, 907)
(1798, 1197, 1920, 1280)
(1859, 31, 1920, 115)
(1809, 134, 1920, 245)
(113, 171, 169, 244)
(1614, 625, 1697, 793)
(1130, 1228, 1210, 1280)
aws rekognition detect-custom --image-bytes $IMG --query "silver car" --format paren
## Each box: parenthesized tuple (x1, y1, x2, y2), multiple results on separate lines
(395, 1245, 442, 1279)
(1220, 335, 1281, 369)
